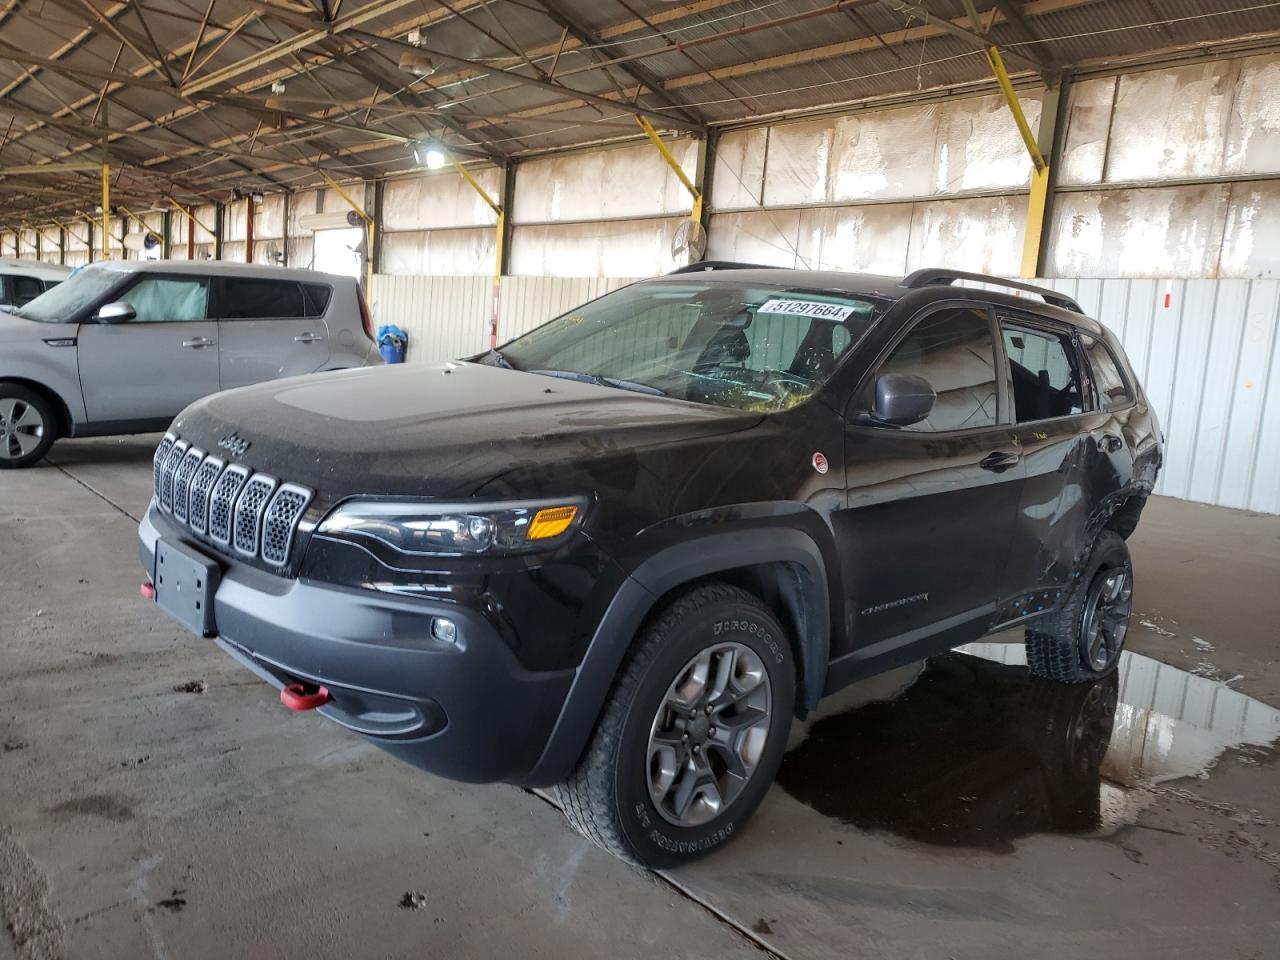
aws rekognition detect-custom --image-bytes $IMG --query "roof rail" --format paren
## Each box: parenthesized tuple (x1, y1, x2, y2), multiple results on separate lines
(900, 268, 1083, 314)
(668, 260, 782, 275)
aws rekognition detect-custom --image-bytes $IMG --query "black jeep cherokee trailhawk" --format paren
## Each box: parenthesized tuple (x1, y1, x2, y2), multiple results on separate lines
(139, 265, 1162, 867)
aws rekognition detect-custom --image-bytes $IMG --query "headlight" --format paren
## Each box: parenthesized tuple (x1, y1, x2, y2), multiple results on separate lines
(316, 498, 586, 556)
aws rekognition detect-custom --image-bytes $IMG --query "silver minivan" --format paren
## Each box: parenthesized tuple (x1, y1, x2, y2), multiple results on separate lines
(0, 260, 379, 468)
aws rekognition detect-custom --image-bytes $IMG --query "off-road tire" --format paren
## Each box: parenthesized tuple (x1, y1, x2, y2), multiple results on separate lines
(1025, 531, 1132, 683)
(555, 582, 795, 868)
(0, 383, 57, 469)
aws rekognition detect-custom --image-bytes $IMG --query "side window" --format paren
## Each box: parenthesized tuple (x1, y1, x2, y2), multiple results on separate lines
(12, 275, 43, 306)
(1084, 336, 1132, 409)
(302, 283, 332, 317)
(219, 278, 305, 319)
(878, 307, 998, 432)
(119, 276, 209, 323)
(1000, 322, 1084, 422)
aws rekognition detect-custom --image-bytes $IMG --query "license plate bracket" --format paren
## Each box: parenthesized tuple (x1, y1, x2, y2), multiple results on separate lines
(154, 538, 220, 637)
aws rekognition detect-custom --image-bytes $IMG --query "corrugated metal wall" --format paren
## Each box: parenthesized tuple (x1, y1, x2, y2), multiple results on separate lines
(369, 273, 1280, 515)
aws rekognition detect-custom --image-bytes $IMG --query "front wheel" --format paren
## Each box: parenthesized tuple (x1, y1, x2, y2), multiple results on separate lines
(0, 384, 56, 469)
(556, 583, 795, 867)
(1025, 531, 1133, 683)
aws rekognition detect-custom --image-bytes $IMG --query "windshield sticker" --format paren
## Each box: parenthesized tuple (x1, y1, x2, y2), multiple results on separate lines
(757, 298, 856, 321)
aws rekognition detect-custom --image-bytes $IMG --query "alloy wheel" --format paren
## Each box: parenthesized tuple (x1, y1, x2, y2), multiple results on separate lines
(646, 641, 773, 828)
(0, 397, 45, 461)
(1080, 564, 1133, 670)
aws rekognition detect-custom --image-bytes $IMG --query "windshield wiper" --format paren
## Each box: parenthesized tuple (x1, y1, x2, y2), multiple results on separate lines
(528, 369, 666, 397)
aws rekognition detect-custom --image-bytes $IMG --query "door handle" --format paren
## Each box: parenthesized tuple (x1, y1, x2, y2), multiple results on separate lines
(293, 333, 325, 343)
(182, 337, 216, 348)
(1098, 433, 1123, 453)
(979, 451, 1019, 473)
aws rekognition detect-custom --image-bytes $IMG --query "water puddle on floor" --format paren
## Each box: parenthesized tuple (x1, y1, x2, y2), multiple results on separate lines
(776, 643, 1280, 851)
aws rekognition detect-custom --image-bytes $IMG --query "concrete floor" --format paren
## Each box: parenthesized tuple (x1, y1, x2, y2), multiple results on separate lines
(2, 435, 1277, 960)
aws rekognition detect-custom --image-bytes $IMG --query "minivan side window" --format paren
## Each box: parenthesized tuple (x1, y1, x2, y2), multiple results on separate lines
(877, 307, 998, 432)
(120, 276, 210, 323)
(1083, 336, 1132, 409)
(1000, 321, 1084, 423)
(220, 278, 305, 319)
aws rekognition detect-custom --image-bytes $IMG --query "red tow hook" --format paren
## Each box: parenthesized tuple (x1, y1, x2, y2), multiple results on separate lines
(280, 683, 331, 712)
(140, 581, 156, 601)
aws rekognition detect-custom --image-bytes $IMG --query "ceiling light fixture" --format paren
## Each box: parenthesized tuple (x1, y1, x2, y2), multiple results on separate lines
(413, 140, 447, 170)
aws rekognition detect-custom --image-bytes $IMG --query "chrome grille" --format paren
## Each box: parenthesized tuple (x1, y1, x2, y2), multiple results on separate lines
(159, 441, 188, 513)
(151, 435, 312, 569)
(171, 447, 204, 523)
(233, 474, 278, 557)
(208, 464, 250, 545)
(188, 456, 224, 535)
(262, 485, 313, 566)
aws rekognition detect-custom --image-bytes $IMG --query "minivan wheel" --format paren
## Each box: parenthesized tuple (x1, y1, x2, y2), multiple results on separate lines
(555, 583, 795, 868)
(0, 384, 56, 469)
(1025, 531, 1133, 683)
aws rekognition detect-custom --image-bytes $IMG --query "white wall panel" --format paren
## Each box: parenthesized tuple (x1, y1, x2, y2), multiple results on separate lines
(383, 228, 496, 276)
(1105, 61, 1238, 182)
(513, 141, 696, 223)
(498, 275, 632, 342)
(510, 217, 684, 277)
(384, 169, 500, 231)
(1042, 277, 1280, 514)
(368, 274, 492, 364)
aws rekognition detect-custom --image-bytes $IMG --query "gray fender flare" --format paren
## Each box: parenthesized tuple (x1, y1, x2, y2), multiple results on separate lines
(519, 527, 830, 787)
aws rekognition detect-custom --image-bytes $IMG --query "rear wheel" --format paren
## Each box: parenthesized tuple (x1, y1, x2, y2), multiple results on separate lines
(0, 384, 56, 468)
(1025, 531, 1133, 683)
(556, 583, 795, 867)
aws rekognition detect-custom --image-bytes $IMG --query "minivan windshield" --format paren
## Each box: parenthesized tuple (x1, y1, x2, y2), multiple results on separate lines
(496, 281, 885, 413)
(15, 266, 123, 323)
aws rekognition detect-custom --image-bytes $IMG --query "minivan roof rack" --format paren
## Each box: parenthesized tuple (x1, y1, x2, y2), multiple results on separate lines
(668, 260, 782, 275)
(900, 268, 1083, 315)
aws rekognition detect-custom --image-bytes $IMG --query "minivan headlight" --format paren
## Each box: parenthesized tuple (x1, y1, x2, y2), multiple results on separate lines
(316, 498, 586, 556)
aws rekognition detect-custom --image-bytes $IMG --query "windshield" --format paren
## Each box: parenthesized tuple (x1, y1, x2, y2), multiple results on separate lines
(496, 281, 885, 412)
(15, 266, 122, 323)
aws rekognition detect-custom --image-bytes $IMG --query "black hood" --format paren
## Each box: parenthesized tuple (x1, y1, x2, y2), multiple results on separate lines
(171, 362, 761, 504)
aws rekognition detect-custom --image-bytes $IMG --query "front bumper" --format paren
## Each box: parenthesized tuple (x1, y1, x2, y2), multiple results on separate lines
(139, 504, 575, 784)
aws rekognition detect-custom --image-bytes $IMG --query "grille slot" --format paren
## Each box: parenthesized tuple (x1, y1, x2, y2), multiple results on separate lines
(233, 474, 278, 557)
(187, 456, 224, 535)
(262, 485, 313, 566)
(208, 464, 250, 545)
(153, 433, 176, 501)
(151, 436, 312, 567)
(171, 447, 204, 523)
(159, 441, 188, 513)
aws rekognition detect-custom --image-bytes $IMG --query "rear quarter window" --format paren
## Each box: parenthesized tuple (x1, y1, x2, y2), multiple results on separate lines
(1084, 336, 1133, 409)
(302, 283, 332, 317)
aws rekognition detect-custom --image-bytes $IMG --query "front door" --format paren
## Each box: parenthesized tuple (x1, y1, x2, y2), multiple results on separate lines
(214, 277, 330, 390)
(829, 304, 1023, 684)
(77, 274, 219, 424)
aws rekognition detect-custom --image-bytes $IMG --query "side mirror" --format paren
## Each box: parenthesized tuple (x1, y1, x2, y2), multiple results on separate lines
(95, 301, 136, 324)
(867, 373, 936, 427)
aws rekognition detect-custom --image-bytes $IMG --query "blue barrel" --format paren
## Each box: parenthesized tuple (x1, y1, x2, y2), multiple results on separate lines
(377, 324, 408, 364)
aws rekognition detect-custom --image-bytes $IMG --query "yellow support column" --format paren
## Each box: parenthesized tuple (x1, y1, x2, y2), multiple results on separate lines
(636, 116, 703, 230)
(100, 163, 110, 260)
(986, 47, 1050, 279)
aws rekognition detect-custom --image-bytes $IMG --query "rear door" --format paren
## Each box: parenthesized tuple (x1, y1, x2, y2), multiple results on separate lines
(994, 314, 1117, 617)
(214, 277, 331, 389)
(77, 273, 219, 423)
(831, 304, 1023, 678)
